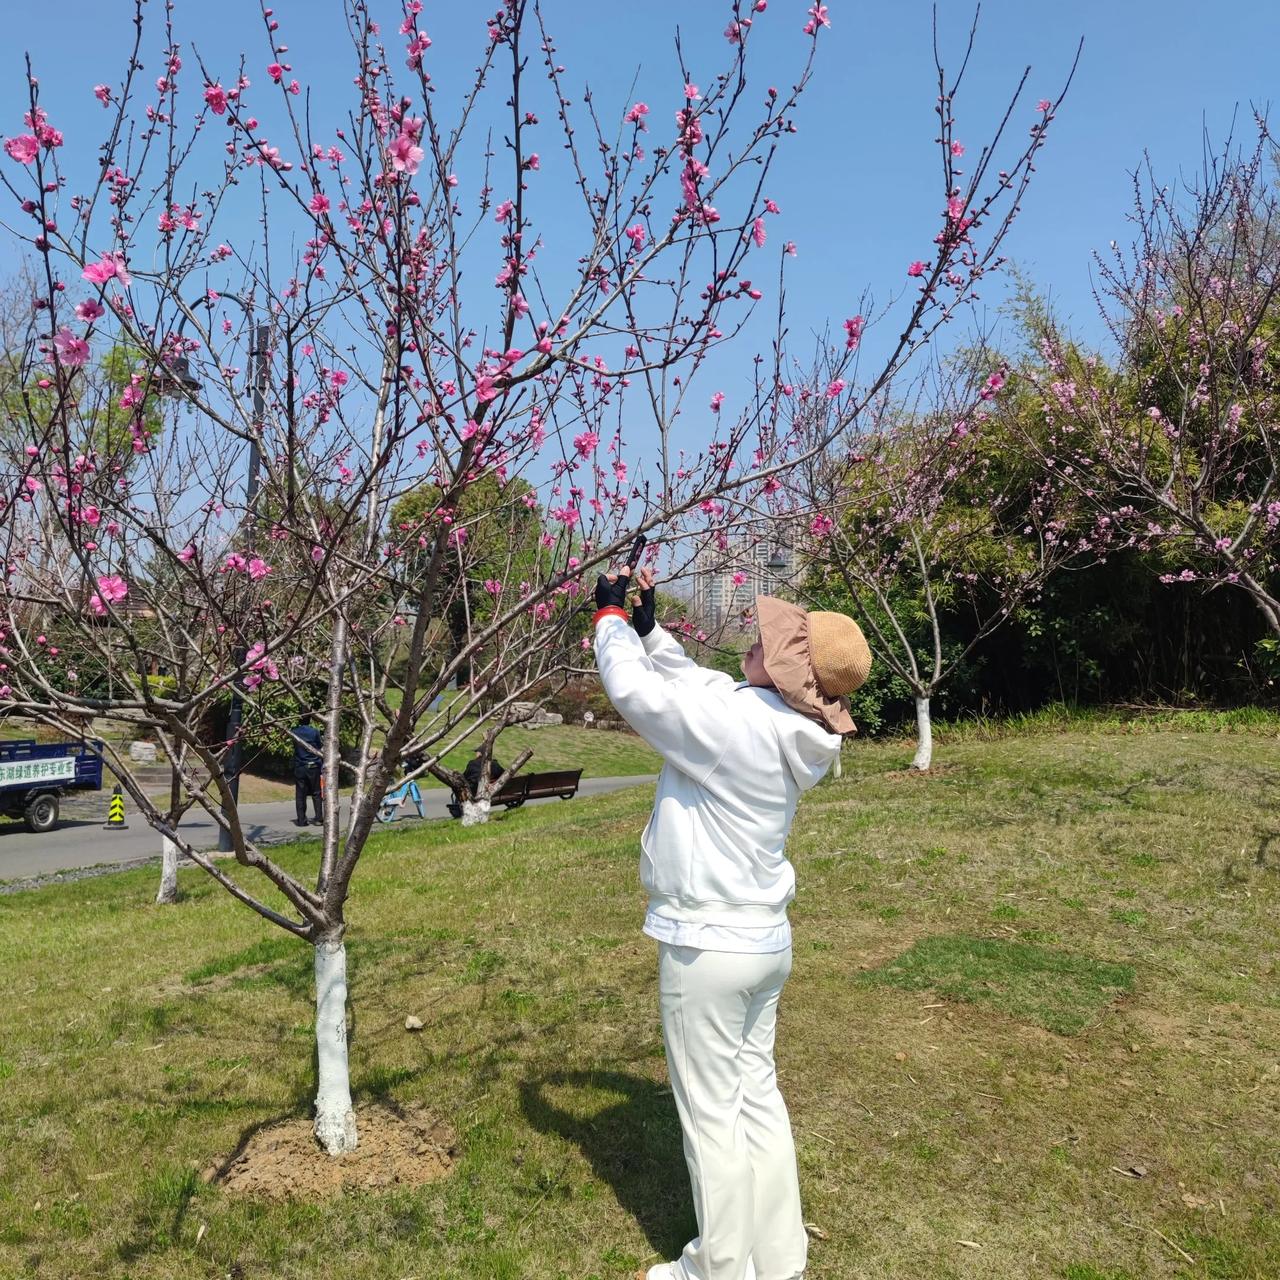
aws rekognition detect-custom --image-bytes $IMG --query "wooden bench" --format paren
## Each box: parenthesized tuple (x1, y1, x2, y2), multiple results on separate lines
(448, 768, 583, 817)
(504, 768, 583, 807)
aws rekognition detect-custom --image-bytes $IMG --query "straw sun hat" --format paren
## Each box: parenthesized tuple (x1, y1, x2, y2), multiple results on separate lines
(755, 595, 872, 735)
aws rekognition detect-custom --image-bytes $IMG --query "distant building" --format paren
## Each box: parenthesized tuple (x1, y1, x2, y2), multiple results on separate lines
(692, 533, 794, 628)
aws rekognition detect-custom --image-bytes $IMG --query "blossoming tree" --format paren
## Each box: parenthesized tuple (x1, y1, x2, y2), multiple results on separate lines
(0, 0, 1058, 1152)
(1008, 122, 1280, 650)
(785, 359, 1113, 769)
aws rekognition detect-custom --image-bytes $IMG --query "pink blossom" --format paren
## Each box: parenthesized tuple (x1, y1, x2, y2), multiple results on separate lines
(784, 241, 797, 257)
(266, 62, 285, 83)
(764, 199, 780, 214)
(330, 370, 348, 389)
(483, 579, 503, 596)
(684, 83, 700, 101)
(625, 101, 649, 127)
(524, 153, 540, 170)
(224, 553, 248, 573)
(951, 140, 965, 157)
(494, 198, 514, 222)
(309, 192, 330, 215)
(844, 315, 864, 351)
(247, 558, 272, 580)
(573, 430, 599, 457)
(82, 253, 131, 287)
(75, 299, 105, 323)
(4, 135, 39, 165)
(93, 84, 112, 107)
(204, 83, 228, 115)
(809, 513, 835, 538)
(89, 574, 128, 616)
(947, 195, 966, 221)
(803, 3, 830, 34)
(826, 379, 845, 398)
(624, 223, 647, 251)
(751, 217, 766, 248)
(731, 571, 747, 587)
(387, 131, 424, 175)
(978, 370, 1006, 402)
(907, 260, 927, 277)
(178, 545, 196, 563)
(52, 328, 90, 367)
(1037, 98, 1052, 112)
(710, 391, 725, 413)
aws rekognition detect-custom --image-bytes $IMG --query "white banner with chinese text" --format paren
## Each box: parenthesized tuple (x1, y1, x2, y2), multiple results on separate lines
(0, 757, 76, 787)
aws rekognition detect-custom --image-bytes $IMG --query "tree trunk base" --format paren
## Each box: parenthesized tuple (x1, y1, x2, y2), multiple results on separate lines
(156, 836, 179, 904)
(314, 1104, 358, 1156)
(460, 798, 491, 826)
(313, 939, 358, 1155)
(910, 695, 934, 771)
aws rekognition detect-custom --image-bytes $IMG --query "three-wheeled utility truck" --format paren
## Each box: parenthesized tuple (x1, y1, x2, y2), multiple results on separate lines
(0, 738, 105, 832)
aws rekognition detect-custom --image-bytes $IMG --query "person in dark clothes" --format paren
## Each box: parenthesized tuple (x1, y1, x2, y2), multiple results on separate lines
(291, 713, 324, 826)
(463, 746, 504, 798)
(449, 746, 505, 818)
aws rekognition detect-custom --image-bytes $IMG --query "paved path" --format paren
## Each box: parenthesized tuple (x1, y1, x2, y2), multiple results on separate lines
(0, 775, 658, 885)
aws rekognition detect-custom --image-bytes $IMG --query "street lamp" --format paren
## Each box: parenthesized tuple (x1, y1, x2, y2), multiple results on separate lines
(149, 353, 203, 399)
(158, 296, 269, 852)
(763, 546, 791, 598)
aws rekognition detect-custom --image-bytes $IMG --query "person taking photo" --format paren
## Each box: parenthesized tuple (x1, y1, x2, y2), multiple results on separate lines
(593, 564, 871, 1280)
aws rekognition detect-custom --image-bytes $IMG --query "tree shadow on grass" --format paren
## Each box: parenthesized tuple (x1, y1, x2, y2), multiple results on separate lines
(115, 1087, 312, 1264)
(519, 1069, 692, 1259)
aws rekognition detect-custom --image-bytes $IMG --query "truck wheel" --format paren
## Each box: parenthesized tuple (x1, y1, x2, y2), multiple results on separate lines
(24, 794, 59, 833)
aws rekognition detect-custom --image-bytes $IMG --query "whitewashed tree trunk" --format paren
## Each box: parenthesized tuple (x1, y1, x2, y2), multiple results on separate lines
(313, 939, 358, 1154)
(155, 836, 179, 904)
(460, 797, 491, 827)
(910, 695, 934, 771)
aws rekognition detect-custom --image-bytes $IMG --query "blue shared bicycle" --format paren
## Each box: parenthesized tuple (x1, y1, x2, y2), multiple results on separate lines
(376, 778, 425, 823)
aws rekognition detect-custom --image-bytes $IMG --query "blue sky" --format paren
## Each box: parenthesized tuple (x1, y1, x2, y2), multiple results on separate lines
(0, 2, 1275, 391)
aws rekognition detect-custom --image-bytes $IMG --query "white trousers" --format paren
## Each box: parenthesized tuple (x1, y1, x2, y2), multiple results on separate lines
(657, 943, 807, 1280)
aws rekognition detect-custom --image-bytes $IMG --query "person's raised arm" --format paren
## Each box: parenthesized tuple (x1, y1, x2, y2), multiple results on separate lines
(629, 567, 733, 689)
(593, 575, 731, 783)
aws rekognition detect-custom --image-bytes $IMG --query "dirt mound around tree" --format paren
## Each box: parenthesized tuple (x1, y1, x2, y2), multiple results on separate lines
(207, 1103, 457, 1200)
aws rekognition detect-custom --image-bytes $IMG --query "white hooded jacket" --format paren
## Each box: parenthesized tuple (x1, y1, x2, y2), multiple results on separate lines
(594, 613, 842, 935)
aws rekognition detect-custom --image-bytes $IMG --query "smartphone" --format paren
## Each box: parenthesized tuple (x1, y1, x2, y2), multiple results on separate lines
(624, 533, 648, 575)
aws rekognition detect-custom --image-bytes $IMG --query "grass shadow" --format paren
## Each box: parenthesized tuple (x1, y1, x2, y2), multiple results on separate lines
(114, 1090, 308, 1263)
(861, 933, 1136, 1035)
(519, 1069, 691, 1259)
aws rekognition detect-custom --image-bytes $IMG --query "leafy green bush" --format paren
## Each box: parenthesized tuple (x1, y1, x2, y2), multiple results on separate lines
(209, 680, 361, 779)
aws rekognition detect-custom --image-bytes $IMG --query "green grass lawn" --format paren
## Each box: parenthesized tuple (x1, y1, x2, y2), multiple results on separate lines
(1, 724, 1278, 1278)
(228, 723, 659, 805)
(425, 719, 660, 782)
